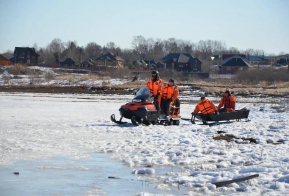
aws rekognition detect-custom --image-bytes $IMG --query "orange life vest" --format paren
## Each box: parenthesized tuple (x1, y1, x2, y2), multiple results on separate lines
(162, 85, 177, 100)
(223, 95, 236, 108)
(147, 79, 163, 96)
(197, 99, 215, 115)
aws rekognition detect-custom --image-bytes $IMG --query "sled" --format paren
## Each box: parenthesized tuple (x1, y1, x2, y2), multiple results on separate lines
(192, 109, 250, 125)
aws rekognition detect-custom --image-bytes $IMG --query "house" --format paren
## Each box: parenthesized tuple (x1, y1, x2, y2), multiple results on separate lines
(95, 52, 125, 67)
(275, 54, 289, 66)
(248, 55, 271, 65)
(144, 60, 157, 69)
(156, 62, 165, 69)
(81, 59, 94, 67)
(12, 47, 39, 64)
(60, 58, 75, 66)
(161, 53, 202, 72)
(219, 54, 251, 74)
(0, 54, 9, 66)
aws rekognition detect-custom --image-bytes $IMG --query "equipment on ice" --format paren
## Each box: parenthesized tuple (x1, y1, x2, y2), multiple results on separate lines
(191, 108, 250, 126)
(110, 86, 181, 126)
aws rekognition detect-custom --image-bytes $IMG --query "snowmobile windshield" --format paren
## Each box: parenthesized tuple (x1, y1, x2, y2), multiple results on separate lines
(133, 87, 153, 102)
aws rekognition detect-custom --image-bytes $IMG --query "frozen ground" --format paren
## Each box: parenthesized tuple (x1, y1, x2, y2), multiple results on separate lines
(0, 92, 289, 195)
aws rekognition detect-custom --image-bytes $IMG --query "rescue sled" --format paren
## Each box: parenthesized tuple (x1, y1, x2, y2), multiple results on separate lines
(110, 86, 181, 126)
(191, 108, 250, 125)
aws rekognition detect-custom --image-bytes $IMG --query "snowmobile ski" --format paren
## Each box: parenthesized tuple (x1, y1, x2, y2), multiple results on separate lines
(110, 114, 127, 124)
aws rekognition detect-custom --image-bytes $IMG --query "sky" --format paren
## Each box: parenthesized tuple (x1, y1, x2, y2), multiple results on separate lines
(0, 0, 288, 55)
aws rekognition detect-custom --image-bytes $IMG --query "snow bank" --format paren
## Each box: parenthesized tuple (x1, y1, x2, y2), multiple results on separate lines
(0, 93, 289, 195)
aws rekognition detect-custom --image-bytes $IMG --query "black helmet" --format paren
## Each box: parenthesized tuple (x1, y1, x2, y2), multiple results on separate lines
(152, 70, 159, 80)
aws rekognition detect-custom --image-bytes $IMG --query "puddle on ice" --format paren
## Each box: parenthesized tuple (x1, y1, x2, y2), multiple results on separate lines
(0, 153, 190, 195)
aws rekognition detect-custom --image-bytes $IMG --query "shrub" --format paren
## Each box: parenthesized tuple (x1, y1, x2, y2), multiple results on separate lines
(44, 70, 55, 82)
(109, 67, 132, 78)
(6, 64, 27, 75)
(235, 68, 289, 84)
(80, 75, 90, 81)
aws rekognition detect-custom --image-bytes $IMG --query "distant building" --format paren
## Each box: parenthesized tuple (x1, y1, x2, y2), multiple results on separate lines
(211, 54, 222, 60)
(275, 54, 289, 66)
(219, 54, 251, 74)
(0, 54, 9, 66)
(248, 55, 271, 64)
(144, 60, 157, 69)
(81, 59, 94, 67)
(95, 52, 125, 67)
(60, 58, 75, 66)
(162, 53, 202, 72)
(12, 47, 39, 64)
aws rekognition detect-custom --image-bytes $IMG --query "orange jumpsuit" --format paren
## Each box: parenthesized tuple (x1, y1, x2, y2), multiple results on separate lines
(217, 95, 236, 112)
(147, 78, 163, 110)
(193, 99, 217, 115)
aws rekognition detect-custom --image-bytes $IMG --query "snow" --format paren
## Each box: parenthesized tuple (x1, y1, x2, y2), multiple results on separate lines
(132, 168, 155, 174)
(0, 92, 289, 195)
(0, 66, 130, 86)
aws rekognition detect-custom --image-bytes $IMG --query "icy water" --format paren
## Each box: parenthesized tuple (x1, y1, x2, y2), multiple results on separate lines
(0, 153, 189, 196)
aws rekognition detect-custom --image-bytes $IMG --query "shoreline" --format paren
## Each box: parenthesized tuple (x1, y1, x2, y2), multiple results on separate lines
(1, 85, 289, 98)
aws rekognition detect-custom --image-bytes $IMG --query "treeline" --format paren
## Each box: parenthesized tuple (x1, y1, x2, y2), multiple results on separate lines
(2, 36, 283, 68)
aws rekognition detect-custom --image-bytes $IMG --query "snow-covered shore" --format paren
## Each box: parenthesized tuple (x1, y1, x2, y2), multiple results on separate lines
(0, 93, 289, 195)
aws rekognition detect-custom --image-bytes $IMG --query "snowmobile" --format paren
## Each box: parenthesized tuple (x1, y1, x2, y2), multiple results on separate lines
(110, 86, 181, 126)
(191, 108, 250, 126)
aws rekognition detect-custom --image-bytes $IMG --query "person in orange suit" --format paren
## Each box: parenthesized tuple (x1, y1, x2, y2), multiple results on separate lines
(147, 70, 163, 111)
(160, 79, 179, 118)
(217, 88, 236, 113)
(193, 94, 218, 116)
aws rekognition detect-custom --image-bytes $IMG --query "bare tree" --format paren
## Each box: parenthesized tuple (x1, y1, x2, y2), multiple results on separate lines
(131, 35, 148, 58)
(84, 42, 102, 60)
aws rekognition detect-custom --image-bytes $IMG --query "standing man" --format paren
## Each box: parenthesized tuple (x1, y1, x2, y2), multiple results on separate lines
(217, 88, 236, 113)
(147, 70, 163, 112)
(161, 79, 179, 118)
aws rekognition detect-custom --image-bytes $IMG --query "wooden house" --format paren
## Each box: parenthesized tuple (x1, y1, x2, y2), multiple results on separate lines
(95, 52, 125, 67)
(0, 54, 9, 66)
(12, 47, 39, 64)
(219, 55, 251, 74)
(60, 58, 75, 66)
(162, 53, 202, 72)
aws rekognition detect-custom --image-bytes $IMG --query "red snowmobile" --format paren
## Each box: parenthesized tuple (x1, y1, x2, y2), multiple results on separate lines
(110, 86, 181, 126)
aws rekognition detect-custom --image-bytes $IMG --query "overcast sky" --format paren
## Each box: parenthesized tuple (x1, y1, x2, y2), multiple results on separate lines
(0, 0, 288, 55)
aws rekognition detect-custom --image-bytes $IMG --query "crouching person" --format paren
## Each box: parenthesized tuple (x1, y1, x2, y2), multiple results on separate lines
(192, 94, 218, 124)
(160, 79, 179, 119)
(217, 88, 236, 113)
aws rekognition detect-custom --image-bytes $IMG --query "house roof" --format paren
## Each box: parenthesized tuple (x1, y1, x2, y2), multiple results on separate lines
(0, 54, 8, 61)
(223, 55, 250, 64)
(222, 54, 246, 60)
(132, 61, 142, 66)
(162, 53, 199, 64)
(13, 47, 39, 57)
(222, 58, 251, 67)
(95, 52, 125, 61)
(178, 54, 190, 63)
(249, 56, 270, 62)
(61, 58, 75, 64)
(144, 60, 157, 65)
(81, 60, 93, 66)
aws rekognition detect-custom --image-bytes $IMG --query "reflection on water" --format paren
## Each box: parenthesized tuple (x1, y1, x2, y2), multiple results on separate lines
(0, 153, 189, 195)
